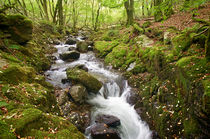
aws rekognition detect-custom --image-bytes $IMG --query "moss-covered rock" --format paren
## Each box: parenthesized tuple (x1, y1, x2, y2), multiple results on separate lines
(76, 41, 89, 53)
(94, 41, 119, 57)
(133, 24, 144, 34)
(105, 44, 128, 69)
(172, 34, 192, 56)
(0, 14, 33, 44)
(3, 108, 84, 138)
(66, 68, 102, 93)
(102, 30, 119, 41)
(0, 65, 36, 84)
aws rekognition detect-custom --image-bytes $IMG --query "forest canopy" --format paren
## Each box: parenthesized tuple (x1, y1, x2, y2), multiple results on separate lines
(0, 0, 209, 30)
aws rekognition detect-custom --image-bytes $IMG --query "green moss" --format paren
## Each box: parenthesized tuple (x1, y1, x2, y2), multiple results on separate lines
(66, 68, 102, 93)
(102, 30, 119, 41)
(6, 108, 42, 133)
(94, 41, 119, 57)
(142, 21, 152, 28)
(0, 65, 35, 84)
(0, 120, 16, 139)
(133, 24, 144, 34)
(104, 45, 128, 68)
(4, 108, 84, 138)
(202, 79, 210, 114)
(1, 52, 21, 63)
(6, 14, 33, 44)
(172, 34, 192, 56)
(183, 118, 199, 137)
(176, 56, 208, 79)
(131, 64, 146, 74)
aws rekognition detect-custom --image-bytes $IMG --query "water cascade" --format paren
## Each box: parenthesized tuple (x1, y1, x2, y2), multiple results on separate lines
(45, 36, 152, 139)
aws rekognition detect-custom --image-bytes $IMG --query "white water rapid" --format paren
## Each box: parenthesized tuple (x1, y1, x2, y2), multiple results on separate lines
(45, 37, 152, 139)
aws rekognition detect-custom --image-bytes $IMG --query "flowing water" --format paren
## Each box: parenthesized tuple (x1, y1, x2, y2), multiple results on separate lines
(45, 37, 152, 139)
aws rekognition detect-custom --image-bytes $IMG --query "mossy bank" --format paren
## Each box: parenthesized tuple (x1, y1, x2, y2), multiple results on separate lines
(92, 20, 210, 138)
(0, 13, 84, 138)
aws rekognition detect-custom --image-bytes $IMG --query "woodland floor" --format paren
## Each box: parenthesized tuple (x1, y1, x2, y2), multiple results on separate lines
(137, 2, 210, 31)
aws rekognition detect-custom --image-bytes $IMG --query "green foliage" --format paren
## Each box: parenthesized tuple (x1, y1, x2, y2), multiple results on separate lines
(154, 0, 173, 22)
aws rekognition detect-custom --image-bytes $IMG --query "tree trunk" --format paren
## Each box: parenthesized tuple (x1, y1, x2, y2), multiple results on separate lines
(94, 4, 101, 31)
(142, 0, 144, 16)
(58, 0, 63, 26)
(124, 0, 134, 26)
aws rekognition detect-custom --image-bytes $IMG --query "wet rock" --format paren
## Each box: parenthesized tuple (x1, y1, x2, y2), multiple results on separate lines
(95, 115, 120, 128)
(76, 41, 89, 53)
(66, 68, 102, 93)
(65, 37, 77, 45)
(90, 123, 121, 139)
(53, 39, 61, 45)
(69, 84, 88, 104)
(61, 78, 71, 84)
(126, 92, 139, 105)
(68, 47, 76, 51)
(88, 45, 94, 51)
(57, 90, 68, 106)
(74, 64, 88, 72)
(59, 50, 80, 61)
(67, 110, 91, 133)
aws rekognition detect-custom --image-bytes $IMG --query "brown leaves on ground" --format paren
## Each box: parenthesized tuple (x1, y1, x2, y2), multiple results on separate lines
(137, 2, 210, 31)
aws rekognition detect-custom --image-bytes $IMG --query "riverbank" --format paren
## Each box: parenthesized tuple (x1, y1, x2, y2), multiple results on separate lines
(91, 4, 210, 138)
(0, 14, 84, 138)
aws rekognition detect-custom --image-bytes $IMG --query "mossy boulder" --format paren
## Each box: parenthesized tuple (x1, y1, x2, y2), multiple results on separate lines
(0, 65, 36, 85)
(105, 45, 128, 69)
(0, 14, 33, 44)
(1, 83, 59, 113)
(102, 30, 119, 41)
(133, 24, 144, 34)
(3, 108, 84, 138)
(66, 68, 102, 93)
(59, 51, 80, 61)
(76, 41, 89, 53)
(69, 84, 88, 104)
(94, 41, 119, 57)
(172, 33, 192, 56)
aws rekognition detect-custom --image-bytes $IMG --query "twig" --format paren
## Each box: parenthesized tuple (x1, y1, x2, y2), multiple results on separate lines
(194, 27, 209, 37)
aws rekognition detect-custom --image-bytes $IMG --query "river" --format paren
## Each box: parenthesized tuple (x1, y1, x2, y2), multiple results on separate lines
(45, 36, 152, 139)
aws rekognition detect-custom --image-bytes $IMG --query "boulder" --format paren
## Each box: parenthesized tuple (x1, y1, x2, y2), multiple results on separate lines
(0, 14, 33, 44)
(69, 84, 88, 104)
(90, 123, 121, 139)
(59, 50, 80, 61)
(66, 68, 102, 93)
(68, 47, 77, 51)
(66, 37, 77, 45)
(76, 41, 89, 53)
(95, 115, 120, 128)
(74, 64, 88, 72)
(57, 91, 69, 106)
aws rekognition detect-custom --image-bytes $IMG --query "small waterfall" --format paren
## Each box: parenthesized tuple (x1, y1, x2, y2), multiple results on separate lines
(45, 36, 152, 139)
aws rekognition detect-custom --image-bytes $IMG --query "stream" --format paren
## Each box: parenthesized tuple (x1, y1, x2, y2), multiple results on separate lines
(45, 36, 152, 139)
